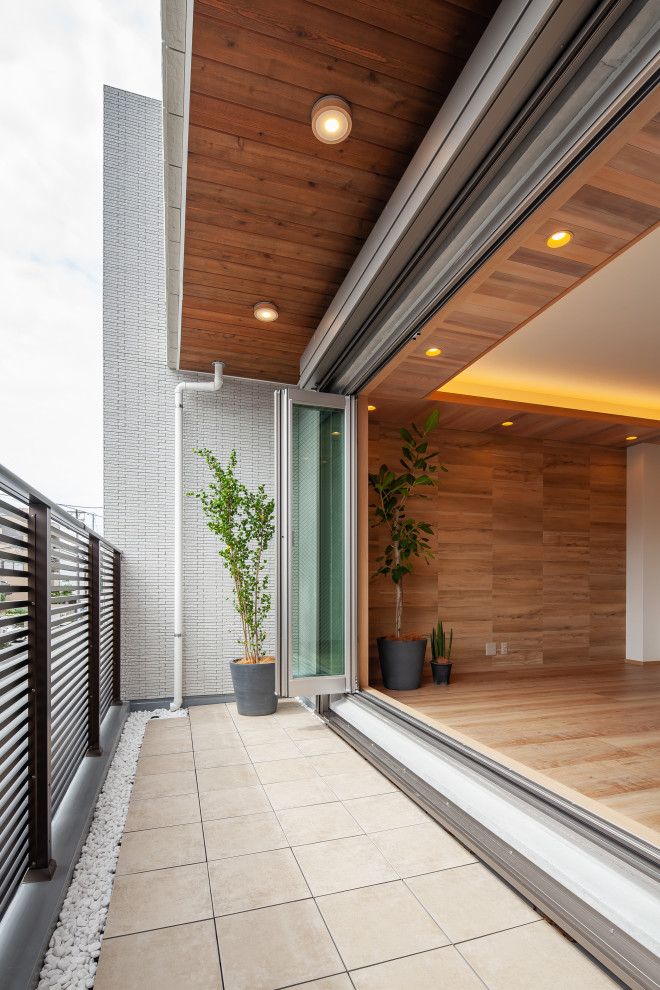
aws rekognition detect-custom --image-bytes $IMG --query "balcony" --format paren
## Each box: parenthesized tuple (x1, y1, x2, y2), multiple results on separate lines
(0, 463, 631, 990)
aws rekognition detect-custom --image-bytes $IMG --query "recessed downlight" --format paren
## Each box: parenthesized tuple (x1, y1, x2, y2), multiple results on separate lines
(367, 405, 376, 411)
(501, 421, 514, 426)
(332, 431, 341, 436)
(546, 230, 573, 248)
(425, 347, 442, 357)
(626, 435, 638, 441)
(253, 301, 278, 322)
(311, 96, 352, 144)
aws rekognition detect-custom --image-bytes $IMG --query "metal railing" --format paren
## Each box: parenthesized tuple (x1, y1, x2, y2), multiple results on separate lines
(0, 465, 121, 922)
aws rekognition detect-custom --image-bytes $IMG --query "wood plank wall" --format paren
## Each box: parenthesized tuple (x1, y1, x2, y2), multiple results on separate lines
(367, 422, 626, 673)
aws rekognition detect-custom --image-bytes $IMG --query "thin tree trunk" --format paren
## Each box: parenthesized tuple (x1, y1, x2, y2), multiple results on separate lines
(394, 542, 402, 638)
(395, 582, 403, 638)
(253, 532, 263, 662)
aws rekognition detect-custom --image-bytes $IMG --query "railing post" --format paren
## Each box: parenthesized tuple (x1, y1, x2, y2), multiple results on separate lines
(87, 536, 102, 755)
(26, 498, 56, 880)
(111, 549, 122, 705)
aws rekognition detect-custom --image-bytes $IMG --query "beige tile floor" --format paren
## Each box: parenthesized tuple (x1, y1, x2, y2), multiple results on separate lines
(94, 700, 621, 990)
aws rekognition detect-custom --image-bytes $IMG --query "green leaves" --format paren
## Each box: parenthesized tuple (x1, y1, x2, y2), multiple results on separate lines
(188, 448, 275, 662)
(424, 408, 440, 434)
(430, 620, 453, 661)
(369, 413, 447, 592)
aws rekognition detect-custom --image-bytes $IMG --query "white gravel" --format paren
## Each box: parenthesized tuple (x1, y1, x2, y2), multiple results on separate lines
(37, 708, 188, 990)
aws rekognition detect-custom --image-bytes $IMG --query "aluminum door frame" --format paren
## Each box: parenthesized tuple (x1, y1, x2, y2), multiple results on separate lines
(275, 388, 357, 698)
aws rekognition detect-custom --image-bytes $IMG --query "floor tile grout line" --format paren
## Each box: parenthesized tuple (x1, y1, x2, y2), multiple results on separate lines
(123, 818, 201, 834)
(310, 886, 355, 978)
(101, 916, 220, 943)
(213, 891, 316, 921)
(401, 858, 480, 883)
(347, 943, 491, 988)
(193, 716, 228, 990)
(452, 916, 542, 949)
(115, 854, 208, 879)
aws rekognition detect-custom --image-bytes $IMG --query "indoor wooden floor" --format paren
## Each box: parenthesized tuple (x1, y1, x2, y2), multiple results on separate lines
(372, 662, 660, 845)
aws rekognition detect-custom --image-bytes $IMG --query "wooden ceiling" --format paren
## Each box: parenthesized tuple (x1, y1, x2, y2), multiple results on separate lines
(366, 94, 660, 448)
(180, 0, 500, 382)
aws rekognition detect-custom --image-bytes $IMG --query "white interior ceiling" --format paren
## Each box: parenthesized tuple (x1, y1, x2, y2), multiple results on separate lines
(443, 224, 660, 420)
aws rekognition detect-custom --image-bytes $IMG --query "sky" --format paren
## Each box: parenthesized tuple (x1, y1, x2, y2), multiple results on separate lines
(0, 1, 161, 510)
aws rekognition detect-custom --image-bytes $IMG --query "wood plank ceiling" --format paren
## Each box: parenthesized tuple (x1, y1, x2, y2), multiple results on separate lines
(180, 0, 500, 382)
(366, 96, 660, 448)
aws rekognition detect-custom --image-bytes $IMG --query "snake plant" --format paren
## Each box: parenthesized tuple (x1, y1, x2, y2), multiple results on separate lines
(431, 621, 453, 662)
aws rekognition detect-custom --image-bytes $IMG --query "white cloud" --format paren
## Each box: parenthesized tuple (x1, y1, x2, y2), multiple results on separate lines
(0, 0, 161, 508)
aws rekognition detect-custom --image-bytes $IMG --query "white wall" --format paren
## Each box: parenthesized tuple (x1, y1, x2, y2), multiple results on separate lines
(103, 86, 282, 700)
(626, 443, 660, 663)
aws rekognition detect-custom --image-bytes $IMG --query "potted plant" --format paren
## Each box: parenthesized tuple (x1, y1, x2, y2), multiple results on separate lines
(430, 621, 453, 685)
(189, 448, 277, 715)
(369, 409, 447, 690)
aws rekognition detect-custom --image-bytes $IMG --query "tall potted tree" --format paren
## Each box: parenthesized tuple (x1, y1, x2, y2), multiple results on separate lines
(369, 409, 446, 690)
(189, 448, 277, 715)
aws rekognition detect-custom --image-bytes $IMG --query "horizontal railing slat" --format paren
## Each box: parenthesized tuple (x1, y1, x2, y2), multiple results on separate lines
(0, 613, 28, 630)
(0, 598, 30, 613)
(0, 516, 30, 537)
(0, 498, 29, 520)
(0, 565, 29, 579)
(0, 533, 29, 550)
(0, 583, 32, 596)
(0, 550, 29, 565)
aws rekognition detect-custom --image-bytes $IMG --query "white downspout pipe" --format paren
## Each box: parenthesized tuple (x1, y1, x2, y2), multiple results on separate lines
(171, 361, 225, 711)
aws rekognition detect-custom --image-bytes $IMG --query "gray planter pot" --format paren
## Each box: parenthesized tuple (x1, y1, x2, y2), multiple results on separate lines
(430, 660, 452, 685)
(229, 660, 278, 716)
(377, 637, 426, 691)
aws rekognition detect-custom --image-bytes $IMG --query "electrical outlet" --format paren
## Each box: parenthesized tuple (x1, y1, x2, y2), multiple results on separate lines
(501, 642, 508, 655)
(486, 642, 496, 656)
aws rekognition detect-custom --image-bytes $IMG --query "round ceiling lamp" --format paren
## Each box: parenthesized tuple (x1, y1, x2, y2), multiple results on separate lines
(546, 230, 573, 248)
(311, 96, 352, 144)
(253, 302, 278, 322)
(425, 347, 442, 357)
(501, 421, 514, 426)
(367, 405, 376, 411)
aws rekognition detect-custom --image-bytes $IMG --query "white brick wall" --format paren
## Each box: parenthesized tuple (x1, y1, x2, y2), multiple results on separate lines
(103, 86, 281, 700)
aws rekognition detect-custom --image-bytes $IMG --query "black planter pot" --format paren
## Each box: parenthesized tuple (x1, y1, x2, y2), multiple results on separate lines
(377, 637, 426, 690)
(229, 660, 278, 716)
(430, 660, 452, 685)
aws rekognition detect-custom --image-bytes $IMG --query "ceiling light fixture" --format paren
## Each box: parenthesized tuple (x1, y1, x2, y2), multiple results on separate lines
(367, 405, 376, 411)
(425, 347, 442, 357)
(501, 421, 514, 426)
(311, 96, 352, 144)
(626, 435, 638, 441)
(253, 302, 278, 322)
(546, 230, 573, 248)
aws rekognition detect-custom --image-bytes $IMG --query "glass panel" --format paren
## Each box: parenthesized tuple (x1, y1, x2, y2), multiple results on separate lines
(291, 404, 345, 679)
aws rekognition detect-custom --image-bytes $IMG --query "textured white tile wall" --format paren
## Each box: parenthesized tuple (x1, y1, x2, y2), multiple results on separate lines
(103, 86, 281, 700)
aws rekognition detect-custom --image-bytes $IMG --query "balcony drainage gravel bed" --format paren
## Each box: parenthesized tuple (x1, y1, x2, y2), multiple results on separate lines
(37, 708, 188, 990)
